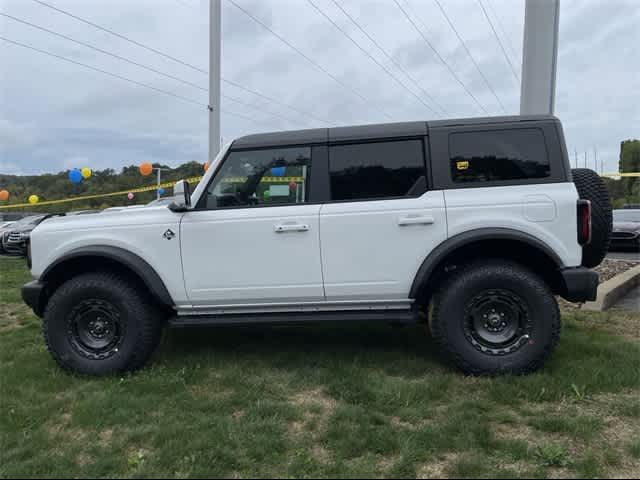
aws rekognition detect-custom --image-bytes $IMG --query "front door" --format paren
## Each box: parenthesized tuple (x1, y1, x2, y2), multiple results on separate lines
(181, 145, 324, 306)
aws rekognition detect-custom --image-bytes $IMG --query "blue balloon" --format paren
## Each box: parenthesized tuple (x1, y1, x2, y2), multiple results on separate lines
(69, 169, 83, 184)
(158, 188, 166, 196)
(271, 166, 286, 177)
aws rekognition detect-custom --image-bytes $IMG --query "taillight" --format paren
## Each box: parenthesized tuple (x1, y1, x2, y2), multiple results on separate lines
(577, 200, 592, 245)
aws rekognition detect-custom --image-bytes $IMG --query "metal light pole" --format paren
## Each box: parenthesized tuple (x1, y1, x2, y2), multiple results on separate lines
(520, 0, 560, 115)
(209, 0, 222, 163)
(154, 167, 171, 199)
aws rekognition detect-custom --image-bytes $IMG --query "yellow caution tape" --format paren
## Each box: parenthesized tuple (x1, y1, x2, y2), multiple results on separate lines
(0, 176, 204, 209)
(222, 176, 304, 183)
(1, 172, 636, 209)
(601, 172, 640, 178)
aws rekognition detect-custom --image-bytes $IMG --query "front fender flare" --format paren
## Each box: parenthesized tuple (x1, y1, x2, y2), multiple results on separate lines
(41, 245, 174, 308)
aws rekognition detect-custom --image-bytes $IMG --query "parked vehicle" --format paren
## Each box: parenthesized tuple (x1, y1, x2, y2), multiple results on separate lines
(0, 221, 15, 254)
(22, 115, 612, 377)
(610, 209, 640, 252)
(2, 215, 46, 257)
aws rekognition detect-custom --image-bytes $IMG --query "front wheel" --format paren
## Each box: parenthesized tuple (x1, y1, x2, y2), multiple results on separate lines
(430, 260, 560, 376)
(44, 272, 164, 376)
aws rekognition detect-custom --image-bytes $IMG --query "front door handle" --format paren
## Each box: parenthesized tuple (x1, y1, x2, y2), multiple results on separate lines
(274, 223, 310, 233)
(398, 215, 435, 226)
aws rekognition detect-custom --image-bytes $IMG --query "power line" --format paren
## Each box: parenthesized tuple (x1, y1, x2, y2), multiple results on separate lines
(0, 36, 271, 127)
(392, 0, 489, 115)
(0, 12, 305, 128)
(432, 0, 507, 114)
(29, 0, 331, 126)
(305, 0, 439, 117)
(31, 0, 208, 74)
(221, 78, 334, 126)
(476, 0, 520, 83)
(329, 0, 447, 116)
(0, 13, 208, 92)
(226, 0, 393, 120)
(485, 0, 520, 65)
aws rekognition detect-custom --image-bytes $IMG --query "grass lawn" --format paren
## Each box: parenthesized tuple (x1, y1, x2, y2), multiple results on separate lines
(1, 255, 639, 478)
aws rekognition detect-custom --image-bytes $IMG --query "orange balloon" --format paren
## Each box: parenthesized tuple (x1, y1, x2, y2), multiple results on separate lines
(203, 162, 209, 172)
(0, 190, 9, 201)
(139, 162, 154, 176)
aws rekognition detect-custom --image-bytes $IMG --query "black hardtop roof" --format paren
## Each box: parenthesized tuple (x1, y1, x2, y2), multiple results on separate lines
(231, 115, 558, 149)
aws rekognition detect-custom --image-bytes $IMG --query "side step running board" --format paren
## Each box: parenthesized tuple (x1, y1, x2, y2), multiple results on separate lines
(170, 310, 420, 328)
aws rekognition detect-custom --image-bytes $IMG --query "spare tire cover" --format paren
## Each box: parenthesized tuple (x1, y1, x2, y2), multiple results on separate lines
(571, 168, 612, 268)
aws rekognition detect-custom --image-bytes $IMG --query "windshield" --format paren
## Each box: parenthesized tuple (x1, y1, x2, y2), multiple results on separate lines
(613, 210, 640, 222)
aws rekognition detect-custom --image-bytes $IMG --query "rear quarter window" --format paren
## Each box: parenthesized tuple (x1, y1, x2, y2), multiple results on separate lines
(449, 128, 550, 183)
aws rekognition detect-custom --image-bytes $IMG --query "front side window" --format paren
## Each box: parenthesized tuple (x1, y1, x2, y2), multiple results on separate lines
(329, 139, 426, 201)
(449, 128, 550, 183)
(204, 147, 311, 209)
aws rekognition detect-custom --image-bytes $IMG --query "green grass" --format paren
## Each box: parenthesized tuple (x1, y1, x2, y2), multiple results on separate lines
(1, 256, 639, 478)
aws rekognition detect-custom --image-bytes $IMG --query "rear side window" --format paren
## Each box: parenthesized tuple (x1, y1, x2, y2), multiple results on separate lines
(449, 128, 550, 183)
(329, 139, 426, 201)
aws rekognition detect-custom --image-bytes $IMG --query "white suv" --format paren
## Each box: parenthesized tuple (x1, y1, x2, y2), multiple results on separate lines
(21, 115, 612, 376)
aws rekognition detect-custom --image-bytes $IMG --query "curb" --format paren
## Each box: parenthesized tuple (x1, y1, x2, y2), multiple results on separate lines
(582, 263, 640, 311)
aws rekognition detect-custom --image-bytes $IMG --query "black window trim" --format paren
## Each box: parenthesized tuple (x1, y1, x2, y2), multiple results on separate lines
(194, 143, 321, 211)
(324, 136, 430, 205)
(194, 135, 431, 210)
(430, 122, 569, 190)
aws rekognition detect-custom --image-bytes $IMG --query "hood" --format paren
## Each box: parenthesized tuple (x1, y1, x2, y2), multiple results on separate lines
(613, 221, 640, 232)
(33, 204, 178, 235)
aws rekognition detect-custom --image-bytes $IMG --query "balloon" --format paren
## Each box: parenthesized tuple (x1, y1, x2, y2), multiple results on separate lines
(69, 169, 83, 184)
(263, 190, 271, 200)
(271, 166, 286, 177)
(204, 162, 209, 172)
(139, 162, 154, 176)
(289, 181, 297, 192)
(127, 192, 135, 200)
(158, 188, 166, 196)
(81, 167, 92, 179)
(29, 195, 39, 205)
(0, 190, 9, 201)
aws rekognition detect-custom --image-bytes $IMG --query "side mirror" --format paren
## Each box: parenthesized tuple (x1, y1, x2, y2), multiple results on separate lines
(169, 180, 192, 212)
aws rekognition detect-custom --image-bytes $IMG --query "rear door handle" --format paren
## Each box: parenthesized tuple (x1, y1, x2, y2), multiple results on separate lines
(397, 215, 435, 226)
(274, 223, 309, 233)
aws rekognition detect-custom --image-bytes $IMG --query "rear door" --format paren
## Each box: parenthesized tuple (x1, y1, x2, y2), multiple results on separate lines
(181, 145, 325, 306)
(319, 137, 447, 302)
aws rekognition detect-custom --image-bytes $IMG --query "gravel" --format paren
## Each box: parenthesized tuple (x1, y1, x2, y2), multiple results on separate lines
(595, 258, 639, 283)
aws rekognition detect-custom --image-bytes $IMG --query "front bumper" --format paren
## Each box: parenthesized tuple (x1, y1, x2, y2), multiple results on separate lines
(560, 267, 599, 302)
(22, 280, 47, 317)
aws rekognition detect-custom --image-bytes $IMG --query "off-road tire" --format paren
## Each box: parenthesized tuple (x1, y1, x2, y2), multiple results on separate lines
(430, 259, 560, 376)
(572, 168, 612, 268)
(43, 272, 163, 376)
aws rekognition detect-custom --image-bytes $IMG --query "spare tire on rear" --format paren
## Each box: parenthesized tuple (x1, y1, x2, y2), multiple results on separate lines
(572, 168, 612, 268)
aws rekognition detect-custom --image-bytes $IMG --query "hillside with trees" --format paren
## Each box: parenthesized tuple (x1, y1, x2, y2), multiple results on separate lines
(0, 162, 205, 213)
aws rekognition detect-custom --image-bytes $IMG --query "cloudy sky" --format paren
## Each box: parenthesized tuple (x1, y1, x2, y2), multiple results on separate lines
(1, 0, 638, 176)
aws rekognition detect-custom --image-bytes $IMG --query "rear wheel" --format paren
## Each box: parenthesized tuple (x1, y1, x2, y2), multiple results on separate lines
(44, 272, 163, 376)
(430, 260, 560, 376)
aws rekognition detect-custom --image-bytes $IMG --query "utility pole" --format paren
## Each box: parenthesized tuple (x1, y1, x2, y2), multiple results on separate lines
(209, 0, 221, 163)
(520, 0, 560, 115)
(574, 148, 578, 169)
(584, 152, 587, 169)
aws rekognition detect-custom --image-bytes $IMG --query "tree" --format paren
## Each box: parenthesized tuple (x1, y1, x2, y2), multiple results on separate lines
(619, 139, 640, 198)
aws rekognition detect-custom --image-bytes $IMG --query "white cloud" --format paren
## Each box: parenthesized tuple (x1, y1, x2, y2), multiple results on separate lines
(0, 0, 637, 175)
